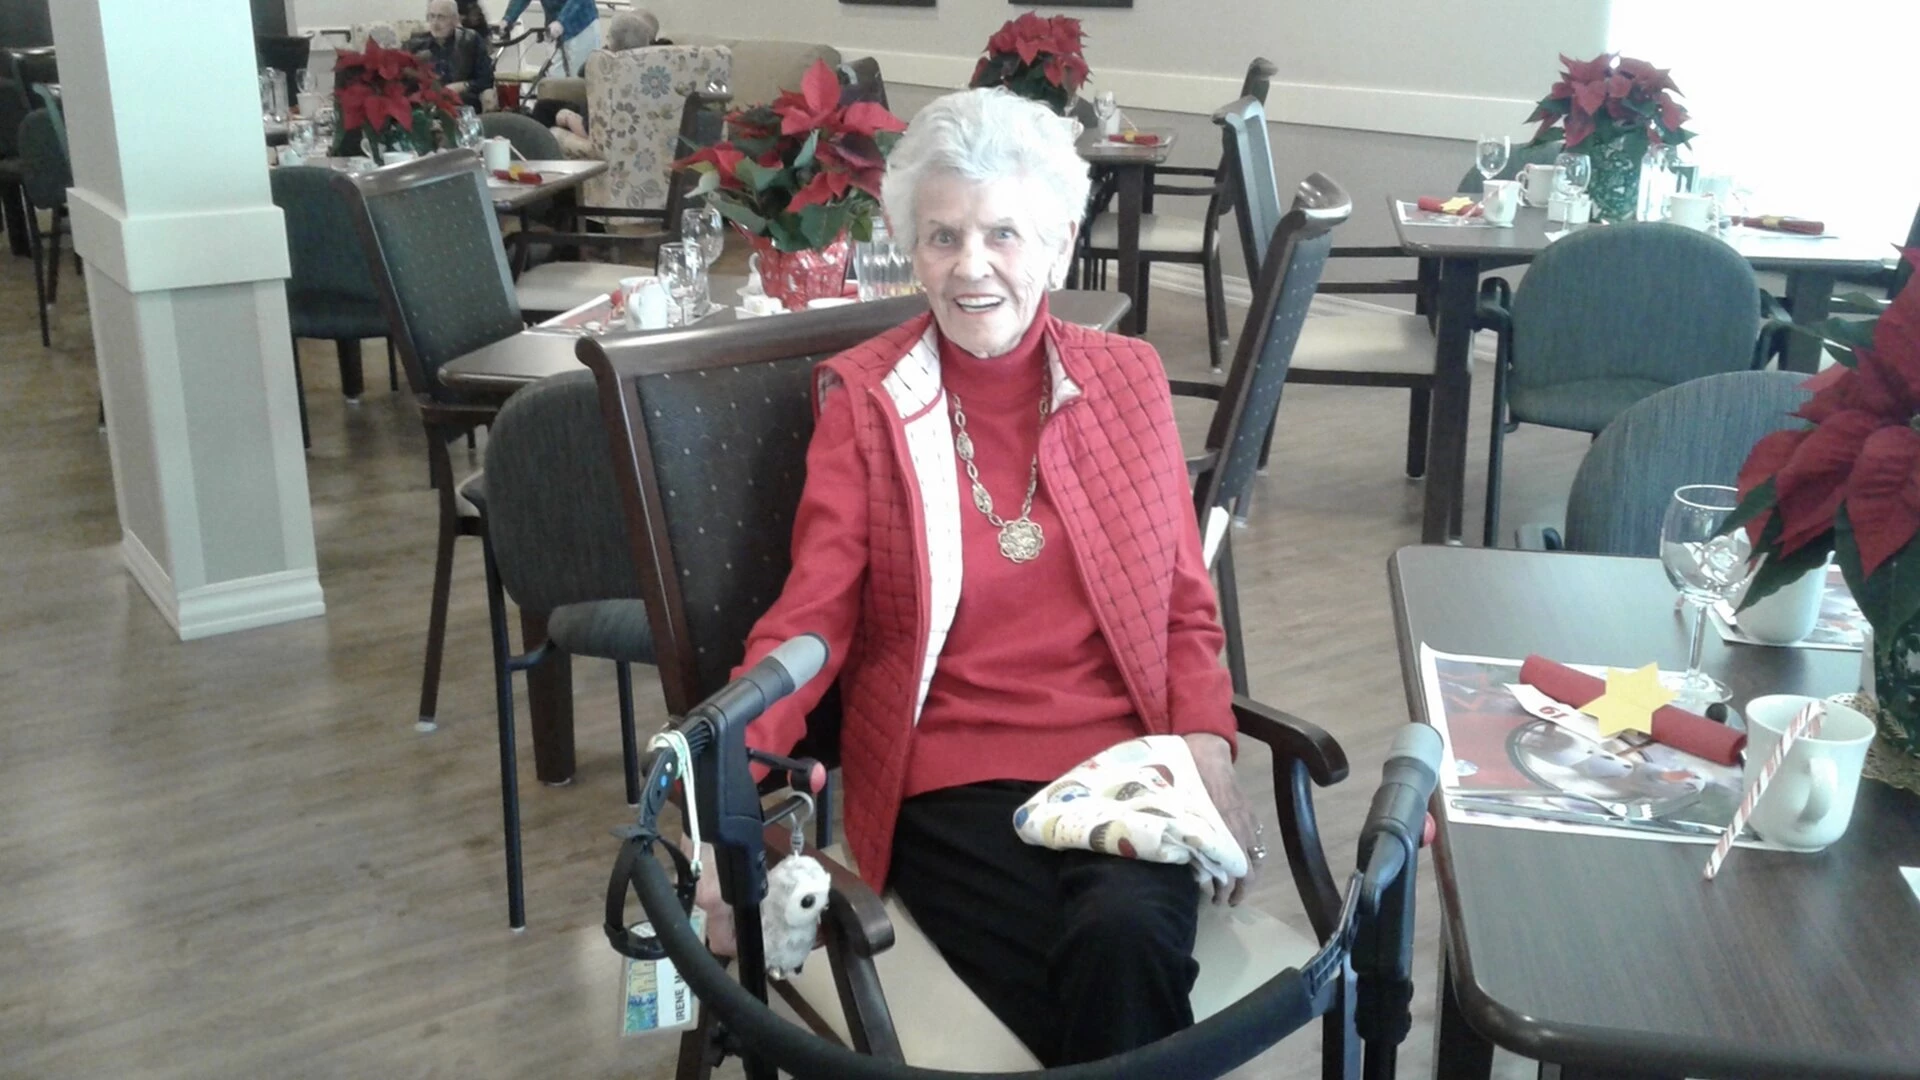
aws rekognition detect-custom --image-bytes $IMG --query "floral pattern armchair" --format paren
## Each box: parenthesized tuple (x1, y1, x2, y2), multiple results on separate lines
(584, 45, 731, 212)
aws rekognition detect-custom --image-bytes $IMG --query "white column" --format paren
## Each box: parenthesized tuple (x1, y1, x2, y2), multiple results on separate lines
(54, 0, 325, 640)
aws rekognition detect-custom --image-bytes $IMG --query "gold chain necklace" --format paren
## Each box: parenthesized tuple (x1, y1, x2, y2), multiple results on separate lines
(948, 386, 1051, 563)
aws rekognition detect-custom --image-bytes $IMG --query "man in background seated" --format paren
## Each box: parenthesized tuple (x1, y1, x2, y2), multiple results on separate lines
(456, 0, 490, 34)
(410, 0, 494, 110)
(543, 10, 658, 158)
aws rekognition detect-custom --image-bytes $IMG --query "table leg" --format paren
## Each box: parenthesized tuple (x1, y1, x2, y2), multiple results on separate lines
(1421, 257, 1479, 545)
(1434, 941, 1494, 1080)
(1115, 165, 1145, 336)
(519, 607, 577, 785)
(1780, 269, 1836, 374)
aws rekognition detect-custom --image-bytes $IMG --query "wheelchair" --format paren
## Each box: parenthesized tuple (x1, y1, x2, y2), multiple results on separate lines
(605, 635, 1443, 1080)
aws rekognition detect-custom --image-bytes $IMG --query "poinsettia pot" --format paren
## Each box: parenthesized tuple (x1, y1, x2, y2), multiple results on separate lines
(1874, 617, 1920, 754)
(1587, 137, 1640, 223)
(742, 229, 851, 311)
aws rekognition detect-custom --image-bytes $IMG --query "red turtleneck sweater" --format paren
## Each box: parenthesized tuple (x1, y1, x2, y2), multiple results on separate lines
(903, 300, 1144, 797)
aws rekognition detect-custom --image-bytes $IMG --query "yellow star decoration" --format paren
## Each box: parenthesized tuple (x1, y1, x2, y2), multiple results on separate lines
(1583, 663, 1675, 738)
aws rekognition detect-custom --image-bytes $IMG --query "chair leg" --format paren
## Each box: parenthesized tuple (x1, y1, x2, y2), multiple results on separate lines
(616, 660, 640, 807)
(27, 203, 49, 348)
(1135, 262, 1152, 332)
(336, 339, 365, 402)
(1255, 399, 1279, 474)
(1483, 369, 1510, 549)
(387, 339, 400, 392)
(1405, 387, 1431, 479)
(47, 208, 62, 305)
(417, 508, 460, 732)
(1202, 254, 1228, 372)
(1217, 534, 1250, 696)
(482, 537, 528, 931)
(291, 335, 311, 450)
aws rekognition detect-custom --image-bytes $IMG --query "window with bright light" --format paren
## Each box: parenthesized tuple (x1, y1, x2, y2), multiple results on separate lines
(1609, 1, 1918, 251)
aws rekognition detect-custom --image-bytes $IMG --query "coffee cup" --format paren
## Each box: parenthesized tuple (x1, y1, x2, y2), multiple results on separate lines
(622, 275, 670, 330)
(1668, 192, 1714, 231)
(481, 136, 512, 173)
(1734, 557, 1830, 645)
(1480, 180, 1520, 227)
(1521, 163, 1559, 207)
(1742, 695, 1876, 851)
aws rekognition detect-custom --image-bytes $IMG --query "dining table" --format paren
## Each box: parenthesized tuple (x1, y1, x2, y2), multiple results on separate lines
(444, 285, 1133, 784)
(1078, 129, 1177, 337)
(1390, 545, 1920, 1080)
(1389, 201, 1895, 545)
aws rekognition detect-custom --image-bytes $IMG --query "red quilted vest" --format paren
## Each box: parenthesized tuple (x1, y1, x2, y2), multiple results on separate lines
(742, 313, 1218, 891)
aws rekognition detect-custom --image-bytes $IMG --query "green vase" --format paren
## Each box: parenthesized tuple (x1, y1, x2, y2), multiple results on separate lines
(1874, 618, 1920, 755)
(1587, 138, 1640, 223)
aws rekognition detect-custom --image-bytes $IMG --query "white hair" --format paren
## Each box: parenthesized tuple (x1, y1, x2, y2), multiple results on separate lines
(425, 0, 457, 16)
(881, 88, 1090, 257)
(606, 10, 657, 51)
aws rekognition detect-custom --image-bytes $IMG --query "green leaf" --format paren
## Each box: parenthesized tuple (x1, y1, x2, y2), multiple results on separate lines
(714, 200, 768, 236)
(792, 130, 820, 173)
(1736, 535, 1833, 612)
(1719, 478, 1778, 537)
(1836, 506, 1920, 661)
(767, 216, 809, 252)
(850, 214, 874, 244)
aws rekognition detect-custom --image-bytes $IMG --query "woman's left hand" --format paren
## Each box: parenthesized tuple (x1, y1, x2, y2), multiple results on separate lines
(1184, 732, 1261, 906)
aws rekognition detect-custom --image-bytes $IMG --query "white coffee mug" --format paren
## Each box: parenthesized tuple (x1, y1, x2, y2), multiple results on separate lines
(1481, 180, 1521, 227)
(1742, 695, 1876, 851)
(1668, 192, 1714, 231)
(481, 136, 512, 173)
(623, 275, 670, 330)
(1520, 163, 1559, 207)
(1734, 558, 1830, 645)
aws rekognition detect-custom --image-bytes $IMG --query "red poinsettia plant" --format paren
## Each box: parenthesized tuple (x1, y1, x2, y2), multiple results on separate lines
(329, 38, 462, 160)
(968, 12, 1090, 115)
(676, 59, 906, 254)
(1524, 52, 1692, 154)
(1728, 251, 1920, 655)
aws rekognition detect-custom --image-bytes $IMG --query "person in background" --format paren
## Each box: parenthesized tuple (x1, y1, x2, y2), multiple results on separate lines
(543, 9, 657, 157)
(409, 0, 494, 110)
(500, 0, 601, 78)
(455, 0, 490, 35)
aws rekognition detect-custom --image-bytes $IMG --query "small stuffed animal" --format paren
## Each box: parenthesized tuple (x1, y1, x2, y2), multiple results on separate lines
(761, 854, 831, 980)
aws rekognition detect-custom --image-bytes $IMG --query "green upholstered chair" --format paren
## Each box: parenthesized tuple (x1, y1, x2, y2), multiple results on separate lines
(1479, 222, 1765, 546)
(17, 108, 69, 348)
(1558, 370, 1810, 556)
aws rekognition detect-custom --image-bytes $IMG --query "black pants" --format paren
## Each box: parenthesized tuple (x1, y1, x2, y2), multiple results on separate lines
(888, 781, 1201, 1066)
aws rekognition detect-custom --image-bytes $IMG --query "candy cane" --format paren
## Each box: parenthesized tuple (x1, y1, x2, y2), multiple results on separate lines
(1703, 701, 1825, 880)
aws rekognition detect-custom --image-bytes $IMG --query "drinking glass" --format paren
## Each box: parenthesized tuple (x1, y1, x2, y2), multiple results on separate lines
(1659, 484, 1751, 706)
(287, 118, 318, 161)
(296, 68, 319, 98)
(1474, 134, 1510, 185)
(1093, 90, 1117, 133)
(703, 74, 729, 97)
(1553, 152, 1591, 198)
(656, 242, 701, 326)
(679, 206, 721, 316)
(456, 106, 484, 149)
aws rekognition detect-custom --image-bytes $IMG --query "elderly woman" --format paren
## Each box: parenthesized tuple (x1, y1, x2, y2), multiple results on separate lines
(541, 10, 658, 157)
(717, 88, 1259, 1066)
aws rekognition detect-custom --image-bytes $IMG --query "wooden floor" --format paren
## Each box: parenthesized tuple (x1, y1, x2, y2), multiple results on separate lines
(0, 239, 1596, 1078)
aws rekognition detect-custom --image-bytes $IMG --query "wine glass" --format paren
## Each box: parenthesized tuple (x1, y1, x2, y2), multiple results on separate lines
(456, 106, 484, 149)
(1553, 152, 1591, 199)
(681, 205, 723, 266)
(1475, 134, 1510, 186)
(296, 68, 319, 98)
(1659, 485, 1752, 707)
(656, 242, 701, 326)
(286, 118, 318, 162)
(1093, 90, 1117, 134)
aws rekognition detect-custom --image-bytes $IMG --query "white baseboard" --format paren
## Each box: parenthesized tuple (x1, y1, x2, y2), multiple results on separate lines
(122, 531, 327, 641)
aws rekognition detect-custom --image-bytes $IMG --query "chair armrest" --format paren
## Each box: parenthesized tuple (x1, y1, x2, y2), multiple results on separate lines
(764, 824, 895, 959)
(572, 205, 670, 223)
(1151, 165, 1219, 178)
(1186, 449, 1217, 480)
(1166, 378, 1224, 402)
(1475, 297, 1511, 337)
(1233, 695, 1348, 942)
(1479, 276, 1512, 310)
(765, 823, 906, 1060)
(1147, 182, 1218, 199)
(1232, 695, 1348, 787)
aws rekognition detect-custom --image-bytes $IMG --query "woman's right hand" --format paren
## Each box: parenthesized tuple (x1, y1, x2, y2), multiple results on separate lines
(681, 839, 738, 957)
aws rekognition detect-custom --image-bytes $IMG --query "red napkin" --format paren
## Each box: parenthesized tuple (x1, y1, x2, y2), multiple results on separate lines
(1734, 215, 1824, 235)
(1517, 655, 1745, 765)
(1417, 196, 1482, 217)
(492, 168, 545, 185)
(1106, 132, 1162, 146)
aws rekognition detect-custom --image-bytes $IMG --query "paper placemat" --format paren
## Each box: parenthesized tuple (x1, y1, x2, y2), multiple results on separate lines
(1394, 200, 1495, 228)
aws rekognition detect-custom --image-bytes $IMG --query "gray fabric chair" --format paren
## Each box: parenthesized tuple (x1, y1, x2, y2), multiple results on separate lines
(836, 56, 887, 110)
(477, 369, 655, 929)
(480, 110, 562, 160)
(333, 154, 524, 734)
(271, 166, 396, 444)
(1559, 370, 1810, 557)
(1481, 221, 1765, 545)
(0, 75, 29, 257)
(1177, 171, 1352, 695)
(17, 107, 69, 348)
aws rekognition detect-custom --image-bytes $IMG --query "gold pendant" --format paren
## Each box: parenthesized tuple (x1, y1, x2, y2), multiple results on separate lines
(998, 519, 1044, 563)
